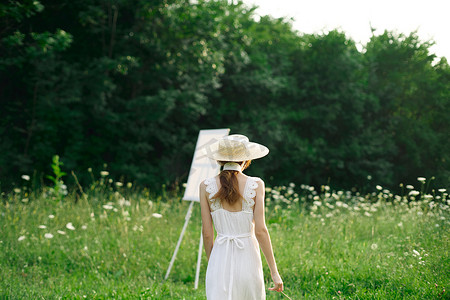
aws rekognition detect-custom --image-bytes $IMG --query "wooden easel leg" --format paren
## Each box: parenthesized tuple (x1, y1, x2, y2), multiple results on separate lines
(194, 232, 203, 289)
(164, 201, 195, 280)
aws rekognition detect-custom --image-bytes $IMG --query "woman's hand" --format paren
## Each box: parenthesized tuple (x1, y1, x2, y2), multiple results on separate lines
(268, 272, 283, 292)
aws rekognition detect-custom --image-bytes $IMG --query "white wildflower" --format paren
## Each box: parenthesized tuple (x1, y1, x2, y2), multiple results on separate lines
(44, 233, 54, 239)
(364, 212, 372, 217)
(18, 236, 26, 242)
(100, 171, 109, 176)
(57, 230, 66, 235)
(313, 201, 322, 206)
(103, 204, 113, 210)
(371, 243, 378, 250)
(438, 188, 446, 193)
(48, 214, 55, 219)
(152, 213, 163, 218)
(325, 203, 334, 209)
(376, 185, 382, 190)
(119, 198, 131, 206)
(397, 222, 403, 227)
(115, 182, 123, 187)
(66, 222, 75, 230)
(409, 190, 420, 196)
(127, 182, 133, 188)
(14, 188, 21, 193)
(417, 177, 426, 182)
(367, 175, 372, 180)
(412, 250, 420, 257)
(81, 225, 87, 230)
(21, 175, 30, 181)
(38, 225, 46, 229)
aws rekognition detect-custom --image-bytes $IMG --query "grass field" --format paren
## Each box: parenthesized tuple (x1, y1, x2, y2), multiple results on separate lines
(0, 176, 448, 299)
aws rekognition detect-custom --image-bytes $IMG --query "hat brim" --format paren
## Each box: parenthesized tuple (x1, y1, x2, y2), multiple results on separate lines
(204, 141, 269, 162)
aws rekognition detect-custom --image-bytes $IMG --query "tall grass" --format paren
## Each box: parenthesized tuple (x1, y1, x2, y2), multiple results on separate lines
(0, 176, 448, 299)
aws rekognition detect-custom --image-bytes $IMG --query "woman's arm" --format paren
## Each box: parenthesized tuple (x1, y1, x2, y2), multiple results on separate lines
(199, 181, 214, 260)
(253, 179, 283, 292)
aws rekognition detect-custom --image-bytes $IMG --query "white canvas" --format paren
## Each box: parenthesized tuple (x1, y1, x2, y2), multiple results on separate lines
(182, 128, 230, 202)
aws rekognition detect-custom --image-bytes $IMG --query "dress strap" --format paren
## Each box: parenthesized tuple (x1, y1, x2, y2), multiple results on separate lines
(204, 177, 222, 211)
(242, 177, 260, 212)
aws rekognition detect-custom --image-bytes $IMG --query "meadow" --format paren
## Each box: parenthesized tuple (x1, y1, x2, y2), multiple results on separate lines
(0, 174, 448, 299)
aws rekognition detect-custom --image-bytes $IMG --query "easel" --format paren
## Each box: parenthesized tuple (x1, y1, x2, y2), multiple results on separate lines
(164, 129, 229, 289)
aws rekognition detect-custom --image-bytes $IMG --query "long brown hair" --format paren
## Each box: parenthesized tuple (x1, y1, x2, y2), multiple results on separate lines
(213, 160, 252, 205)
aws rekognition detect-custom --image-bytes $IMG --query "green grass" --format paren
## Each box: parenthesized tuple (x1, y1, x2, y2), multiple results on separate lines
(0, 180, 448, 299)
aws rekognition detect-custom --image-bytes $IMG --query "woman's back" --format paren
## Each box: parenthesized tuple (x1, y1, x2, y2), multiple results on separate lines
(211, 173, 250, 212)
(203, 175, 265, 300)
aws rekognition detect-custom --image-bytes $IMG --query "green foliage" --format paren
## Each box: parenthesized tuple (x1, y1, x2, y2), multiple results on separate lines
(0, 183, 448, 298)
(45, 155, 67, 202)
(0, 0, 449, 191)
(364, 31, 450, 189)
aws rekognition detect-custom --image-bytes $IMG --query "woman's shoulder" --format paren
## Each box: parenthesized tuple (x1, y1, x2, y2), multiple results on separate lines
(244, 176, 265, 193)
(200, 176, 220, 195)
(247, 176, 264, 185)
(250, 176, 263, 182)
(200, 175, 216, 184)
(202, 175, 219, 185)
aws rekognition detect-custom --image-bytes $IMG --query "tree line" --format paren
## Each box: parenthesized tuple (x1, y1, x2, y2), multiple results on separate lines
(1, 0, 449, 192)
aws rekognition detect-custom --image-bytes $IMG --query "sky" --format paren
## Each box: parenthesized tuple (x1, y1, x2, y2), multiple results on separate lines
(242, 0, 449, 60)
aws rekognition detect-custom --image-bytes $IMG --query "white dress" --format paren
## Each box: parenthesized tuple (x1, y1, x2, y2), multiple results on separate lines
(204, 176, 265, 300)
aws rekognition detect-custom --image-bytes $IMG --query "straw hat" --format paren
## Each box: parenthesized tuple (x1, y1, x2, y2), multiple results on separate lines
(203, 134, 269, 162)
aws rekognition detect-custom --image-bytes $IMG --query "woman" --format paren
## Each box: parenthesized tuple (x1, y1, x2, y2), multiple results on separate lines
(199, 134, 283, 299)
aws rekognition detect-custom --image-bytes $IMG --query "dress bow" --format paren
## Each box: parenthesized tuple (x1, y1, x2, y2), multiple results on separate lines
(215, 232, 252, 300)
